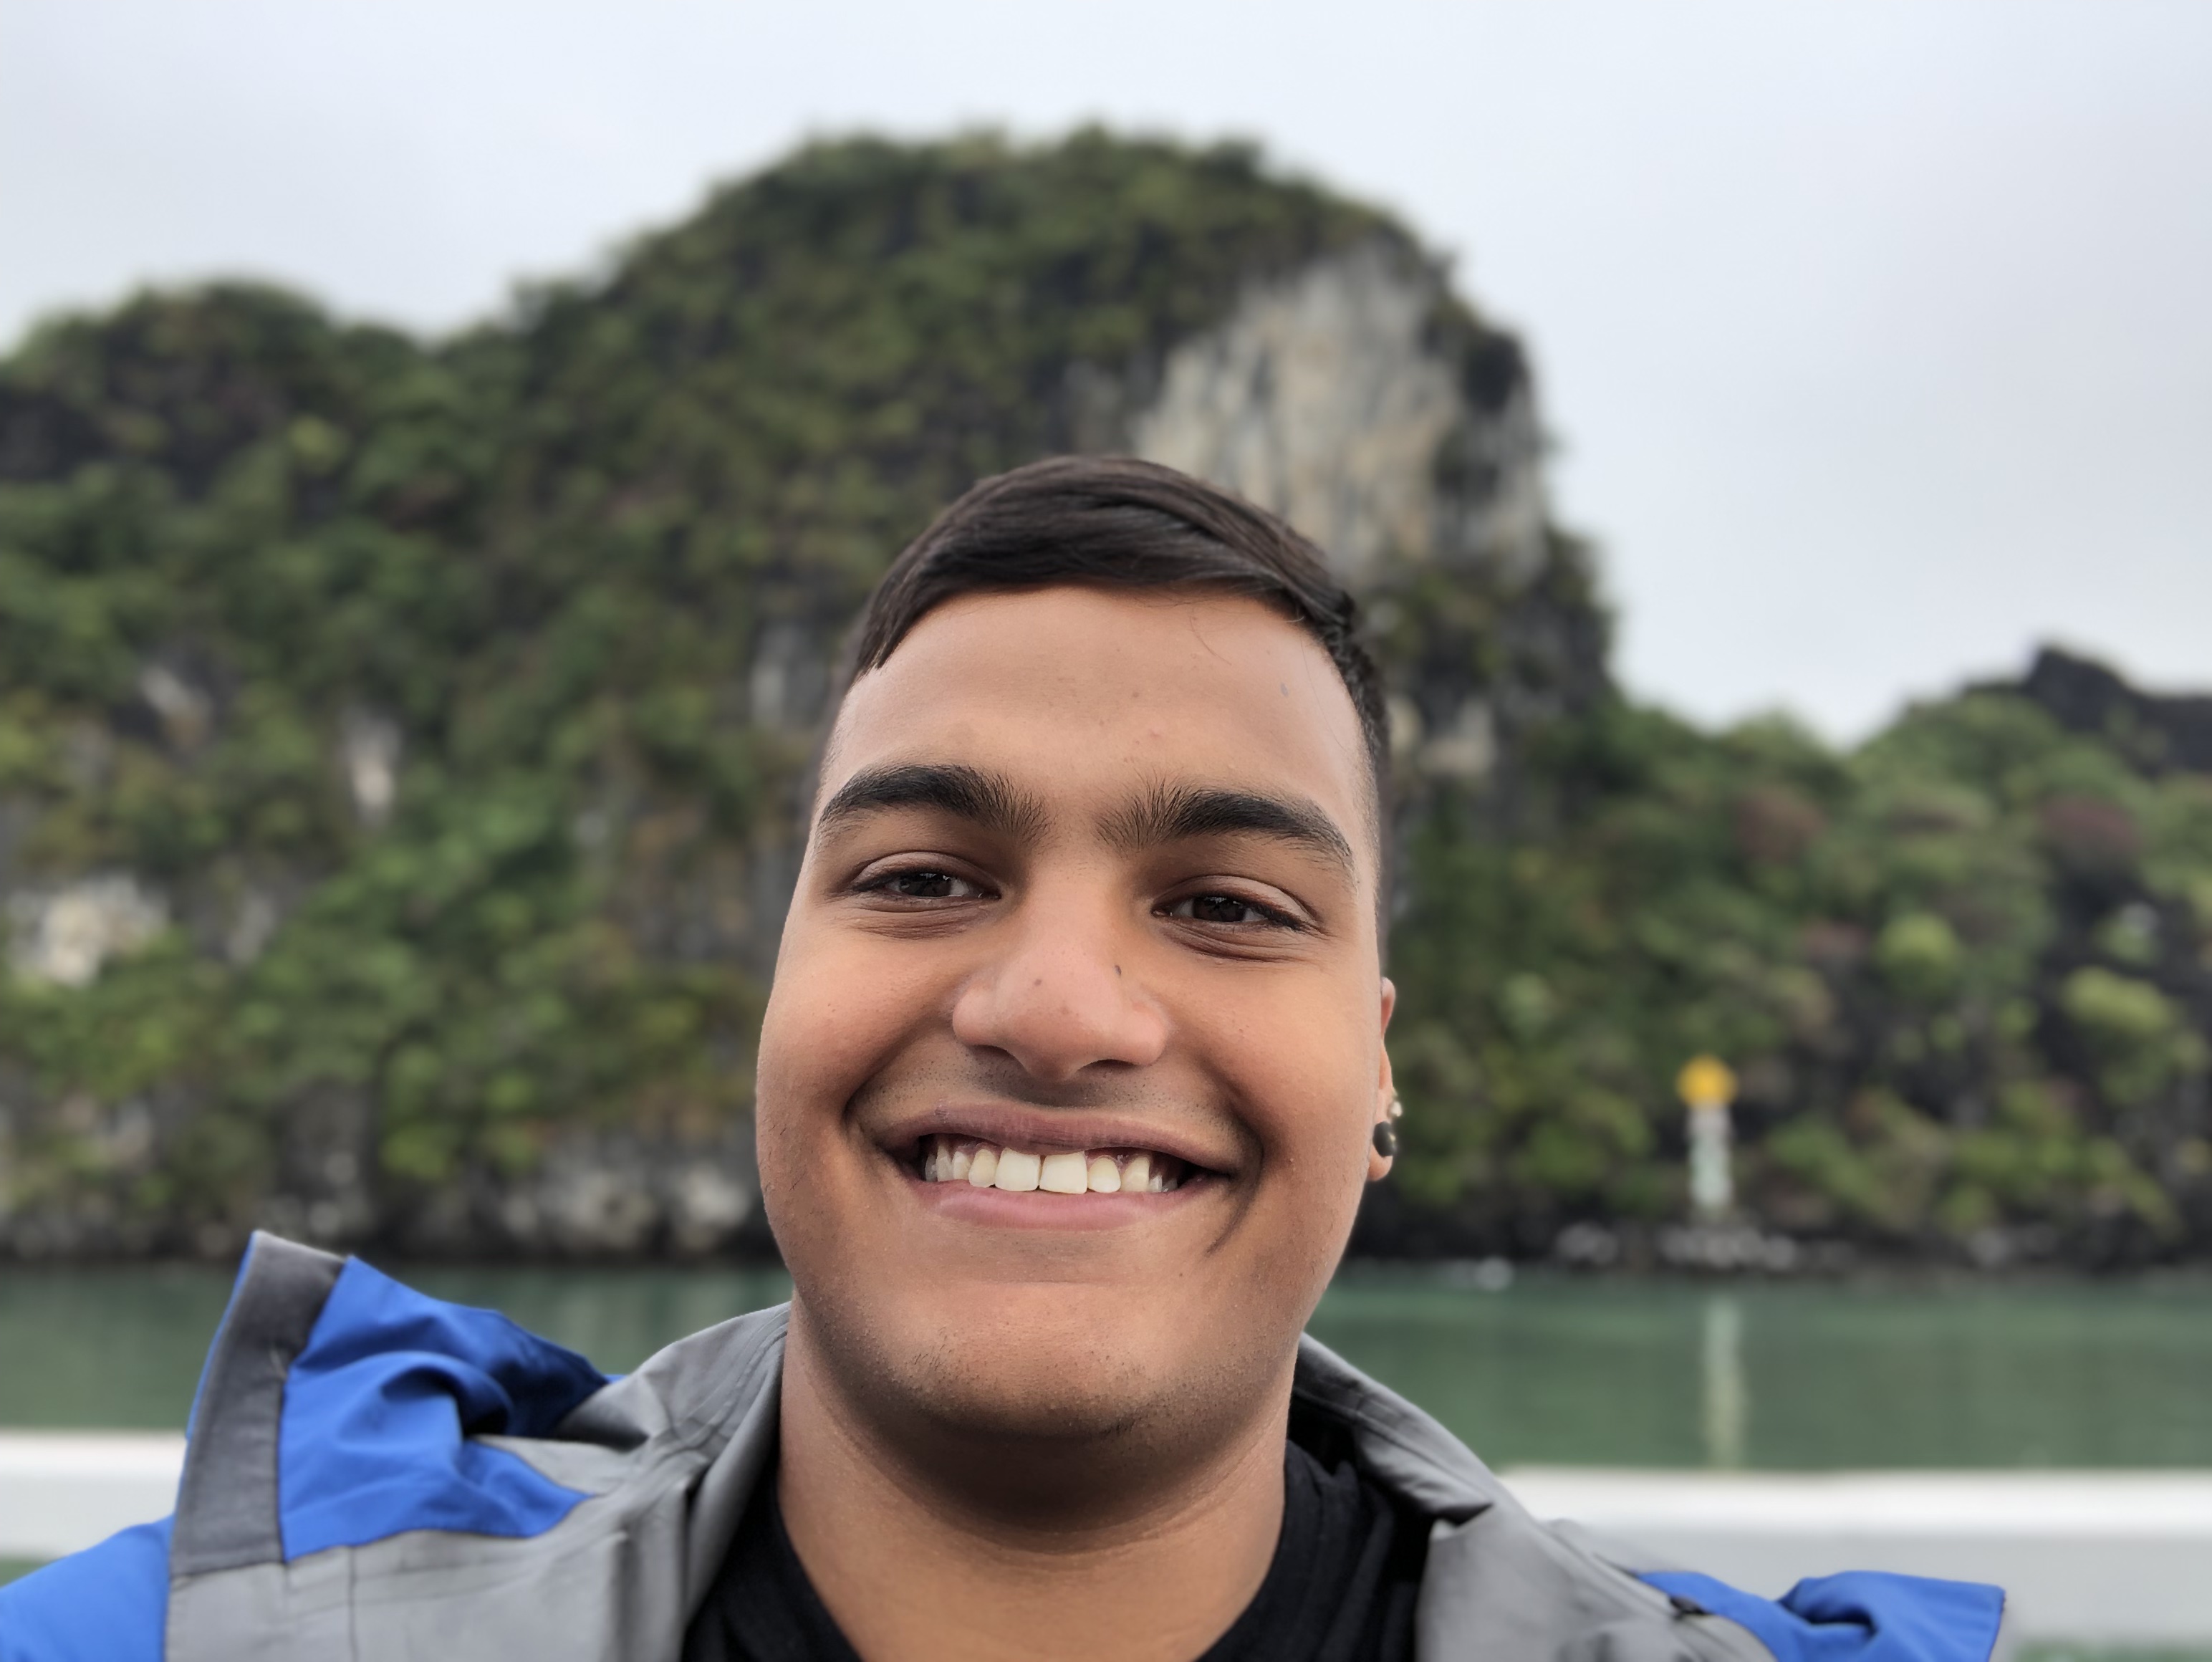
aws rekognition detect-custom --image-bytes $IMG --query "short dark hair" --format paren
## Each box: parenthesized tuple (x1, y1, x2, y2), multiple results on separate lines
(850, 456, 1390, 822)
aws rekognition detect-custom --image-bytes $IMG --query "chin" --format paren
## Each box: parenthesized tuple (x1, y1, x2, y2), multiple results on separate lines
(898, 1301, 1175, 1438)
(803, 1281, 1225, 1454)
(918, 1350, 1161, 1447)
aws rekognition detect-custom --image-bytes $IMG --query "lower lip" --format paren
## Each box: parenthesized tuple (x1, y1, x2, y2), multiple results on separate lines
(901, 1167, 1213, 1230)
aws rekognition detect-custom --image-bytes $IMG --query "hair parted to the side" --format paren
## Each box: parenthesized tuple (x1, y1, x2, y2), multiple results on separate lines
(850, 455, 1391, 812)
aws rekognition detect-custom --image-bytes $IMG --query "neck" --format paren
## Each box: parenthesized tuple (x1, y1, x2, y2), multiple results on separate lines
(775, 1307, 1292, 1662)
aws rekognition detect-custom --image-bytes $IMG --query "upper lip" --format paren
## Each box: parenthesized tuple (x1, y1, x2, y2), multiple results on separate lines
(877, 1102, 1240, 1176)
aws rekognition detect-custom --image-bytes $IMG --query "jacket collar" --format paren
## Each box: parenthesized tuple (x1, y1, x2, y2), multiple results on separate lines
(611, 1302, 1506, 1535)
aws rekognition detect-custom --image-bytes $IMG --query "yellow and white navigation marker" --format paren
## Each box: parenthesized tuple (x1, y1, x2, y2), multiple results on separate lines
(1675, 1054, 1739, 1221)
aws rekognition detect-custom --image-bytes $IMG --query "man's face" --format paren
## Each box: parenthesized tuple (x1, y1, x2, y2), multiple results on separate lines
(756, 585, 1393, 1459)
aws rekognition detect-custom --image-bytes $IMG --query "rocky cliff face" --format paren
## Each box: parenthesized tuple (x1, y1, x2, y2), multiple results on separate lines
(1121, 241, 1547, 590)
(1103, 236, 1604, 814)
(0, 133, 1602, 1258)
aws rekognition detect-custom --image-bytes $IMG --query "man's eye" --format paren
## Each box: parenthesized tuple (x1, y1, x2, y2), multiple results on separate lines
(875, 870, 982, 900)
(1167, 893, 1281, 927)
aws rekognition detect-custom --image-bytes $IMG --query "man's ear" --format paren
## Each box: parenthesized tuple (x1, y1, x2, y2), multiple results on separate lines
(1368, 978, 1398, 1182)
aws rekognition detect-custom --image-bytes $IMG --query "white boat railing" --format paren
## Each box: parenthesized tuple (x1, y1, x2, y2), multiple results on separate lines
(1508, 1466, 2212, 1656)
(6, 1436, 2211, 1653)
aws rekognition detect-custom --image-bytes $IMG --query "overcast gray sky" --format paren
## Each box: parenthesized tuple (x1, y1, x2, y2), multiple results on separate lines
(4, 0, 2206, 739)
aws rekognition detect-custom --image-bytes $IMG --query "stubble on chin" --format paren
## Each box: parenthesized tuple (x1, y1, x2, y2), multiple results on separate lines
(784, 1284, 1294, 1529)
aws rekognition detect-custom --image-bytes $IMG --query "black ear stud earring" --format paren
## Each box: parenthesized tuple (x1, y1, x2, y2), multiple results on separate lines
(1372, 1094, 1404, 1158)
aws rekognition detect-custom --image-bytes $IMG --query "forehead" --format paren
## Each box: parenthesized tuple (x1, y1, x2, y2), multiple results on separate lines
(824, 587, 1375, 855)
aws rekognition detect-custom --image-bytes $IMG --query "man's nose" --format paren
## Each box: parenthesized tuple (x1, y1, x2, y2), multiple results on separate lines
(948, 890, 1169, 1084)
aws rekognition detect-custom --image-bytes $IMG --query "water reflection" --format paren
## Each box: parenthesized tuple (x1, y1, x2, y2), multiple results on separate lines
(1701, 1295, 1746, 1469)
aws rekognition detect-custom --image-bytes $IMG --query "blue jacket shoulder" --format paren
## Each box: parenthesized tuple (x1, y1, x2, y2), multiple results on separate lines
(1643, 1568, 2005, 1662)
(0, 1519, 170, 1662)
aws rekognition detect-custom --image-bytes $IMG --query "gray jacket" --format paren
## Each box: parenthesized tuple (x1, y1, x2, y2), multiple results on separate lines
(0, 1234, 2001, 1661)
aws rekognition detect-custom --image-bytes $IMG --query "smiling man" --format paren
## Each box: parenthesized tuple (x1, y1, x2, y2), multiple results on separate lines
(0, 458, 2003, 1662)
(729, 471, 1406, 1662)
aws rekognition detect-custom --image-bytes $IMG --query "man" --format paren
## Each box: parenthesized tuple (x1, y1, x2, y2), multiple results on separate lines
(1, 458, 2002, 1661)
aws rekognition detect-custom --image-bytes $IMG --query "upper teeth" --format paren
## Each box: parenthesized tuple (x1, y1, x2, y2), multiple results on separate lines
(920, 1136, 1183, 1193)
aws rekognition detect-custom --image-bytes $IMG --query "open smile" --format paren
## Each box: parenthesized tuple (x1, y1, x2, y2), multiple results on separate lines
(918, 1135, 1196, 1194)
(880, 1105, 1236, 1221)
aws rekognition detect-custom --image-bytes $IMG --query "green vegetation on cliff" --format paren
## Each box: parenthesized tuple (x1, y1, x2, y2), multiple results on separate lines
(0, 131, 2205, 1264)
(1384, 681, 2212, 1262)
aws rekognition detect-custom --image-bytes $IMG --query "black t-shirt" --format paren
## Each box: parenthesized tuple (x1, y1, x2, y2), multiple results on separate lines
(683, 1424, 1427, 1662)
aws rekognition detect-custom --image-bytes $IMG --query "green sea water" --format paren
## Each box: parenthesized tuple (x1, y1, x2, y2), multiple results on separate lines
(4, 1260, 2211, 1469)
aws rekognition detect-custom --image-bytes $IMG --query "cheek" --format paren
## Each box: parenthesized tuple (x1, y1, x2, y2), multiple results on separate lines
(1206, 999, 1377, 1326)
(755, 923, 956, 1181)
(758, 943, 885, 1160)
(1208, 985, 1378, 1191)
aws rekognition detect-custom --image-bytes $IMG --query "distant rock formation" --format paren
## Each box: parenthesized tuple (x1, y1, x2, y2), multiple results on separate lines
(2006, 647, 2212, 776)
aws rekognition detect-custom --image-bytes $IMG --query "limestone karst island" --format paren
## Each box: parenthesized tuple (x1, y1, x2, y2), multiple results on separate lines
(1, 133, 2206, 1269)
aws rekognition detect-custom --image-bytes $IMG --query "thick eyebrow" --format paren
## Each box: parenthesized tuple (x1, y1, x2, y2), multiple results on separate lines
(1102, 782, 1357, 878)
(813, 763, 1047, 843)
